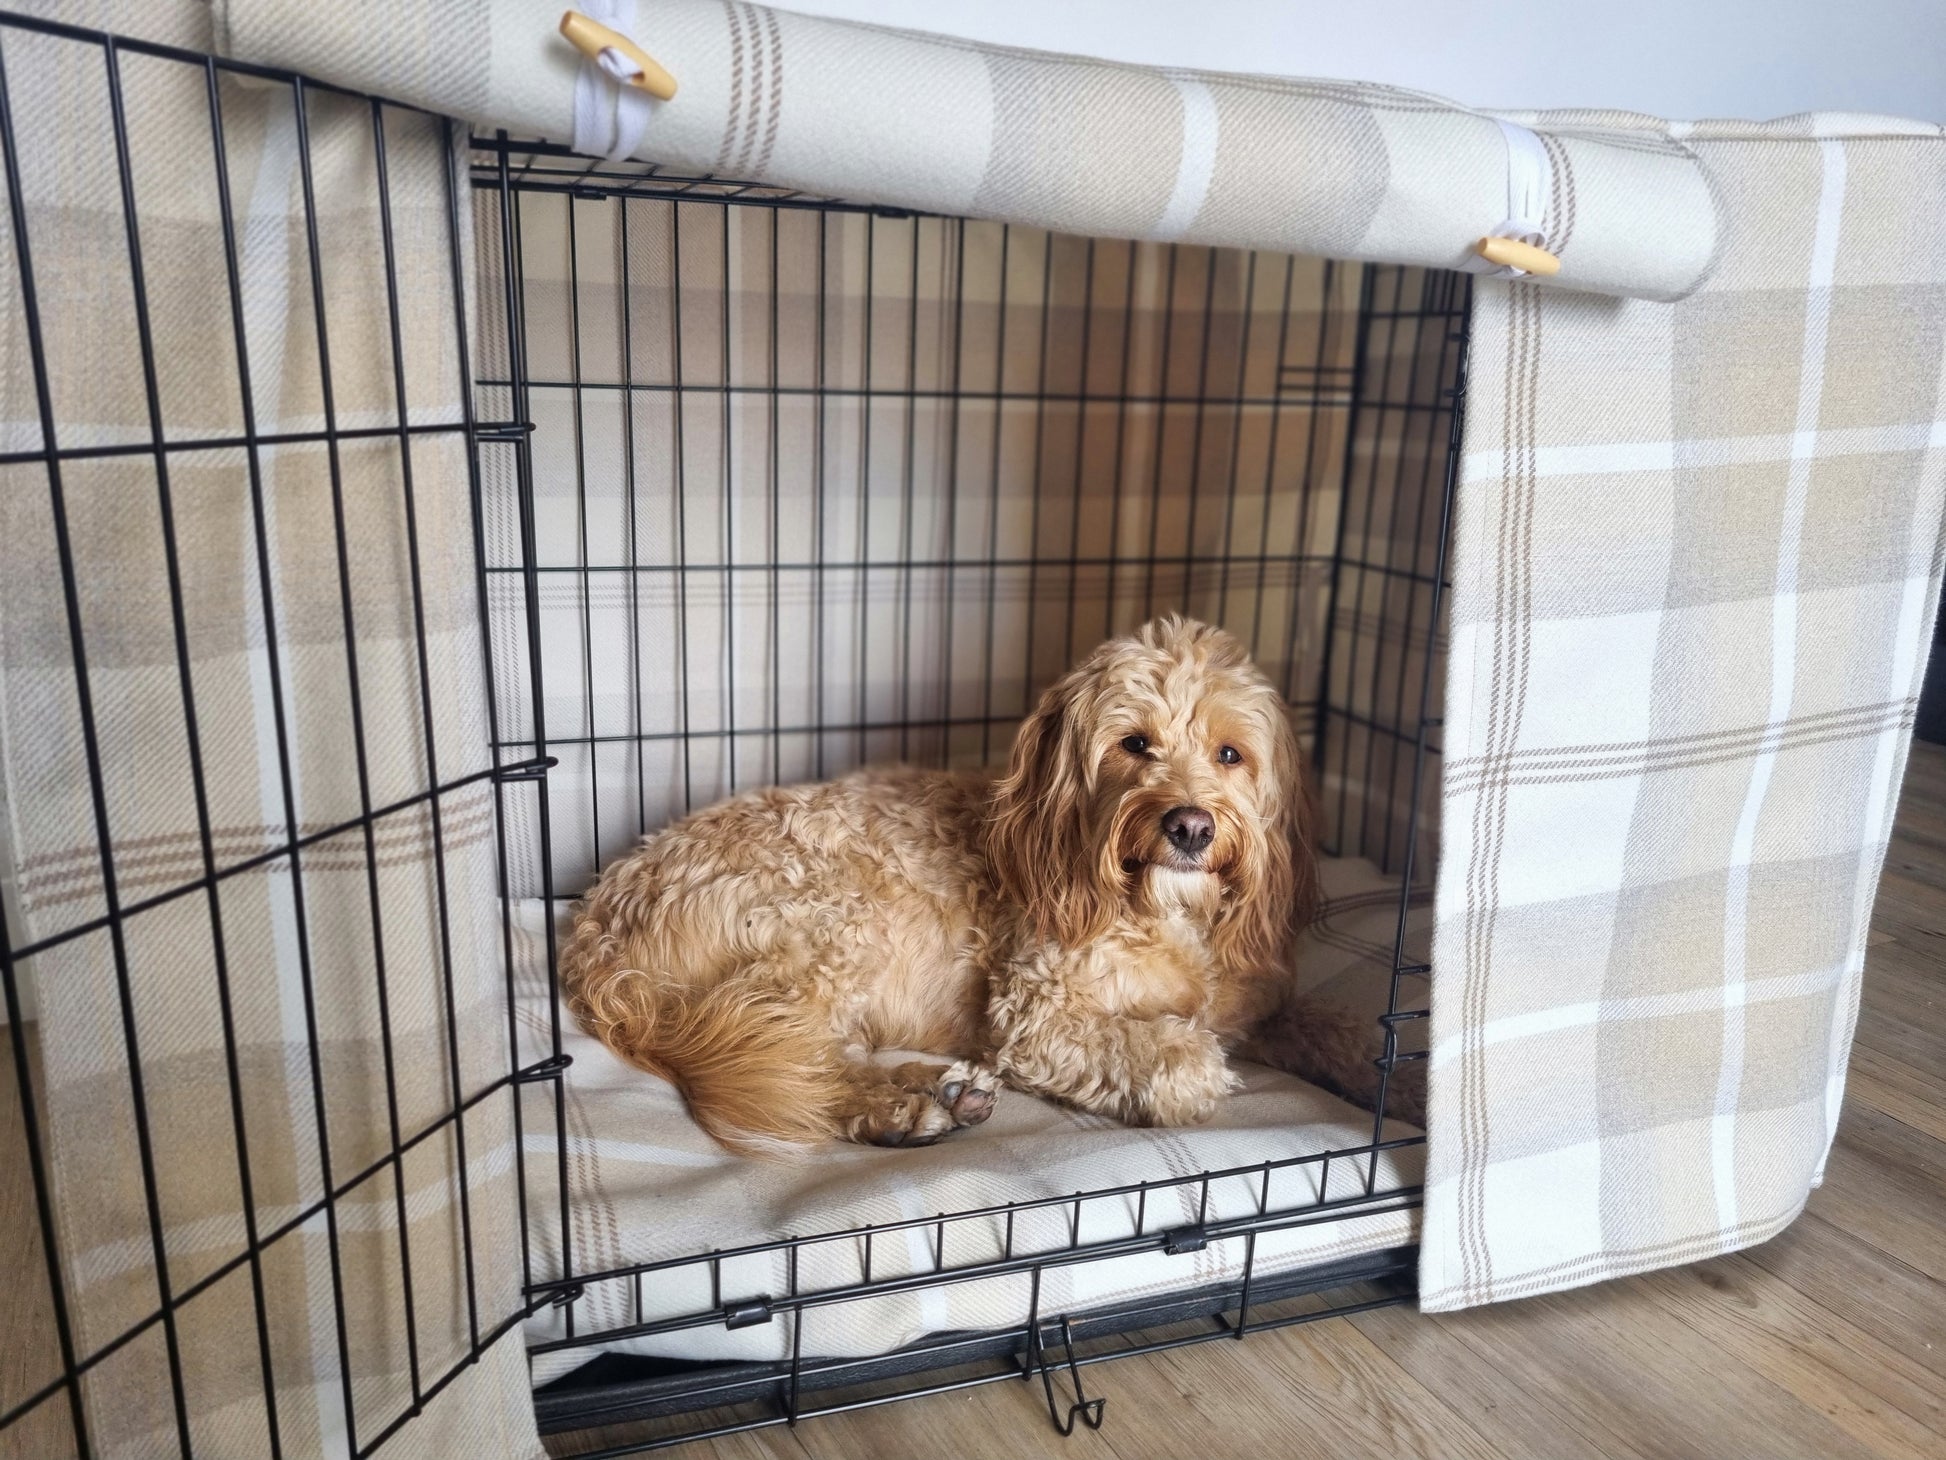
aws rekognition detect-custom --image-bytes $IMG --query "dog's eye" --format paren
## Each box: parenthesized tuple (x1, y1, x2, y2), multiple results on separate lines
(1217, 745, 1243, 766)
(1120, 735, 1150, 756)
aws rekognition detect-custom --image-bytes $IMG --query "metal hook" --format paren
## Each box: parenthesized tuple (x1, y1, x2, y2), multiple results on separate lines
(1031, 1315, 1107, 1436)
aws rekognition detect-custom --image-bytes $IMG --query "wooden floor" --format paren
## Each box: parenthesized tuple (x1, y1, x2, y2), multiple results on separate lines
(551, 743, 1946, 1460)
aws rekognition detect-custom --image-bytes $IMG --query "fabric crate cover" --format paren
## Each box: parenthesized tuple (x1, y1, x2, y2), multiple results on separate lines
(198, 0, 1946, 1314)
(0, 2, 545, 1455)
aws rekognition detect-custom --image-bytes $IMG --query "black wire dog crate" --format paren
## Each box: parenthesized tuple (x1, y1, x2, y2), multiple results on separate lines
(0, 13, 1463, 1457)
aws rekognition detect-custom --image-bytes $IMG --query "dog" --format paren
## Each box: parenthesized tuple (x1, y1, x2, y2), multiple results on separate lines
(562, 616, 1376, 1151)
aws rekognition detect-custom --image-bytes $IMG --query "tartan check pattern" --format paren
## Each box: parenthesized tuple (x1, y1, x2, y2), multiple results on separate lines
(156, 0, 1946, 1348)
(217, 0, 1719, 301)
(0, 6, 543, 1455)
(1422, 121, 1946, 1309)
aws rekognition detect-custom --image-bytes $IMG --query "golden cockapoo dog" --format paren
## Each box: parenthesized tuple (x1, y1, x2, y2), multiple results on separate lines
(563, 616, 1372, 1151)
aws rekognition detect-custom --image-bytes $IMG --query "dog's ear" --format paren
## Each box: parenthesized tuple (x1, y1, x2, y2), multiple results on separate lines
(987, 672, 1115, 949)
(1212, 697, 1318, 973)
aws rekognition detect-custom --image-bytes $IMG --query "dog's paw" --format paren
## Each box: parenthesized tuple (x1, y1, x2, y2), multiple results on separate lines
(936, 1059, 1000, 1128)
(854, 1060, 1002, 1147)
(854, 1091, 960, 1148)
(1129, 1025, 1235, 1127)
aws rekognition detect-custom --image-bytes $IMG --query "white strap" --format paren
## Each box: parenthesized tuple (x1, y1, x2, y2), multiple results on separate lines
(571, 0, 657, 161)
(1462, 119, 1553, 278)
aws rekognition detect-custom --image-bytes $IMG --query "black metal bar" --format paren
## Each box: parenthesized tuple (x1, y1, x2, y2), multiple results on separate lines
(370, 98, 477, 1368)
(620, 198, 649, 840)
(1369, 279, 1472, 1175)
(668, 197, 697, 813)
(566, 190, 603, 873)
(191, 48, 286, 1458)
(0, 1049, 556, 1433)
(527, 1168, 1422, 1309)
(1018, 230, 1058, 699)
(296, 80, 413, 1446)
(459, 376, 1355, 413)
(0, 64, 90, 1421)
(719, 202, 738, 794)
(933, 218, 969, 747)
(896, 217, 922, 761)
(70, 35, 205, 1458)
(768, 204, 783, 783)
(480, 548, 1409, 578)
(977, 224, 1011, 763)
(1312, 264, 1377, 843)
(0, 415, 485, 468)
(812, 208, 830, 777)
(856, 213, 876, 768)
(494, 128, 577, 1326)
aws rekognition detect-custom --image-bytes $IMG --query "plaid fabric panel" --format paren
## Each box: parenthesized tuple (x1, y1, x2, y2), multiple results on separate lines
(0, 13, 542, 1456)
(217, 0, 1719, 301)
(1423, 126, 1946, 1310)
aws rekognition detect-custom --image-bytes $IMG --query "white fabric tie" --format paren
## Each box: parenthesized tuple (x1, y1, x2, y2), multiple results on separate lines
(571, 0, 656, 161)
(1462, 119, 1553, 278)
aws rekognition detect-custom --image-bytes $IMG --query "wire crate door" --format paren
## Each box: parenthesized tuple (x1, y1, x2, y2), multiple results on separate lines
(0, 16, 547, 1460)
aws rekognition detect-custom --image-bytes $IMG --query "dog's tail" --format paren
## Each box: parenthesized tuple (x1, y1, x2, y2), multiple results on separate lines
(562, 918, 845, 1154)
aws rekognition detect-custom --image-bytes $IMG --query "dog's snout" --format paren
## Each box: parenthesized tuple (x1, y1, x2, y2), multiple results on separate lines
(1160, 806, 1215, 858)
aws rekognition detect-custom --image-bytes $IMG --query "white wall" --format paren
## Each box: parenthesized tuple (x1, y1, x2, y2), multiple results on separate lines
(782, 0, 1946, 125)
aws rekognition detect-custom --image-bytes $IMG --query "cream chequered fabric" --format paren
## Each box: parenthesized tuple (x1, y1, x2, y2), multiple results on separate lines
(218, 0, 1946, 1319)
(214, 0, 1717, 301)
(0, 5, 542, 1456)
(1424, 118, 1946, 1309)
(513, 857, 1422, 1380)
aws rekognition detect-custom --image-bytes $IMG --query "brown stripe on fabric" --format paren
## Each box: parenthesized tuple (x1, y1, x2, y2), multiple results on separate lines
(1446, 696, 1914, 773)
(1538, 128, 1692, 158)
(1460, 283, 1544, 1303)
(733, 2, 767, 176)
(1334, 608, 1445, 655)
(1455, 288, 1519, 1300)
(565, 1059, 625, 1281)
(1539, 133, 1578, 254)
(1422, 1202, 1802, 1309)
(717, 0, 748, 172)
(1445, 703, 1919, 794)
(18, 796, 498, 885)
(19, 794, 501, 876)
(753, 4, 785, 178)
(19, 801, 498, 911)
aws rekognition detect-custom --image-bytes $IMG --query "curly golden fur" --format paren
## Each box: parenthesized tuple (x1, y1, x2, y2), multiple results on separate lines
(562, 616, 1377, 1152)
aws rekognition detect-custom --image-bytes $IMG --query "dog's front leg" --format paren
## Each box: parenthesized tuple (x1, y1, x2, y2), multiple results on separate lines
(987, 950, 1238, 1125)
(994, 1006, 1237, 1126)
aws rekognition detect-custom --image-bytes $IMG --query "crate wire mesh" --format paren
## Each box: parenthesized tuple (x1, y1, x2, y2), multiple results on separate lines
(0, 9, 1464, 1453)
(472, 139, 1466, 1446)
(0, 14, 549, 1459)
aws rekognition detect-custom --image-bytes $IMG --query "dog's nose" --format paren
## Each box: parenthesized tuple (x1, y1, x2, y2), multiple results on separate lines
(1160, 806, 1215, 858)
